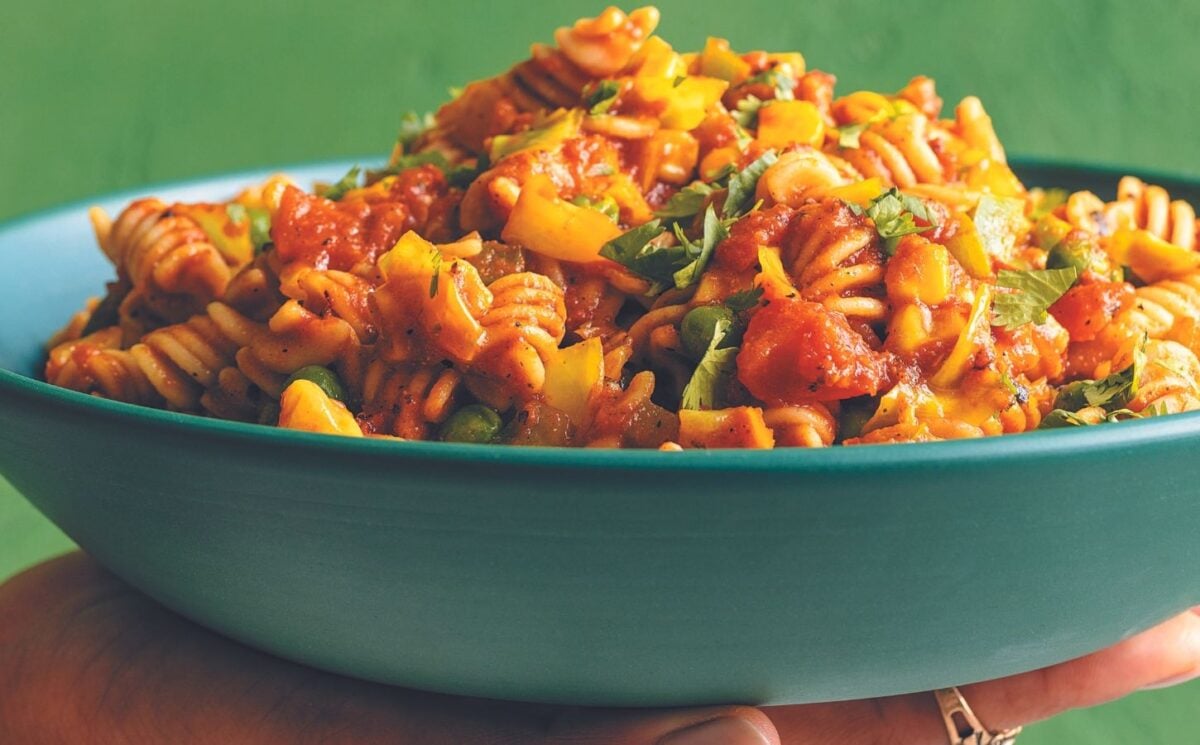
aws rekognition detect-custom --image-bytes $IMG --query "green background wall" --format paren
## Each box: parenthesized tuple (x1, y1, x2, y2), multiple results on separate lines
(1, 1, 1197, 741)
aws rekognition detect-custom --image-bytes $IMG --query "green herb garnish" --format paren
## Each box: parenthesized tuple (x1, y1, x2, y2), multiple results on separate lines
(317, 165, 361, 201)
(850, 188, 937, 255)
(991, 267, 1078, 329)
(680, 318, 739, 410)
(226, 203, 272, 254)
(584, 80, 621, 115)
(723, 150, 778, 218)
(654, 182, 716, 220)
(672, 204, 732, 290)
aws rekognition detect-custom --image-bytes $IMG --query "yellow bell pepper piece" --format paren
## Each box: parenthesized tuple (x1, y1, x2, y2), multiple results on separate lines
(754, 246, 797, 301)
(378, 230, 442, 280)
(942, 213, 994, 280)
(1033, 214, 1073, 249)
(1109, 228, 1200, 283)
(827, 178, 885, 209)
(699, 146, 740, 180)
(698, 37, 751, 83)
(965, 158, 1025, 198)
(501, 176, 623, 263)
(888, 303, 933, 355)
(755, 100, 825, 149)
(891, 244, 952, 305)
(278, 380, 363, 437)
(542, 337, 605, 425)
(660, 75, 728, 131)
(631, 36, 688, 103)
(931, 285, 992, 389)
(489, 109, 583, 163)
(678, 407, 775, 449)
(377, 231, 490, 363)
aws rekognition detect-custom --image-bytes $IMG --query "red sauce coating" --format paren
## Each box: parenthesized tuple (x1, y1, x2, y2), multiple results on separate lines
(737, 298, 890, 403)
(1049, 281, 1134, 342)
(715, 203, 795, 272)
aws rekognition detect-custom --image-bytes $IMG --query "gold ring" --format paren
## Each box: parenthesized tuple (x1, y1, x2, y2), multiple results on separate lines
(934, 687, 1023, 745)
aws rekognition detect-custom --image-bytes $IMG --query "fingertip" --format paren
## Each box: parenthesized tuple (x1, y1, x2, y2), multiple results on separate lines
(549, 704, 779, 745)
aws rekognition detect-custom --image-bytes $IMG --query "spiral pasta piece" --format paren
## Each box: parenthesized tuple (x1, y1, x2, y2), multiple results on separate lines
(278, 265, 378, 343)
(762, 404, 837, 447)
(1105, 176, 1198, 249)
(44, 304, 254, 415)
(782, 199, 888, 322)
(1128, 272, 1200, 353)
(470, 272, 567, 402)
(435, 7, 658, 154)
(358, 359, 462, 439)
(1130, 340, 1200, 414)
(94, 199, 235, 331)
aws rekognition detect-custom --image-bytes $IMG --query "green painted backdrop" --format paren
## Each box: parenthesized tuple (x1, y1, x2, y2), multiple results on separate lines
(2, 1, 1197, 741)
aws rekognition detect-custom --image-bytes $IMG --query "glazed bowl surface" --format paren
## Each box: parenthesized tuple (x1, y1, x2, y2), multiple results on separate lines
(1, 161, 1198, 706)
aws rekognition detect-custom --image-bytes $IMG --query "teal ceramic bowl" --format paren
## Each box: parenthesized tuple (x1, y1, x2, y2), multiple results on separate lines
(1, 161, 1198, 707)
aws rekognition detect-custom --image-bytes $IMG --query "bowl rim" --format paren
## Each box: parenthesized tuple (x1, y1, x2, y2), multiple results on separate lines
(5, 156, 1200, 473)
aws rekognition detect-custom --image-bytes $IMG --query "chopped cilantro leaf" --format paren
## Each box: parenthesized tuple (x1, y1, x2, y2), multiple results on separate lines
(317, 165, 361, 201)
(1053, 340, 1146, 413)
(723, 150, 778, 218)
(681, 318, 738, 410)
(585, 80, 621, 115)
(599, 220, 672, 289)
(852, 188, 937, 255)
(428, 254, 443, 298)
(991, 267, 1078, 329)
(725, 286, 764, 314)
(733, 95, 765, 129)
(672, 205, 732, 290)
(397, 111, 434, 151)
(571, 194, 620, 223)
(744, 67, 796, 100)
(654, 182, 716, 220)
(226, 203, 272, 253)
(999, 369, 1029, 405)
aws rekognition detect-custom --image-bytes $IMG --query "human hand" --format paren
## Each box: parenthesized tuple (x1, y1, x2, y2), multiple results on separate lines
(2, 553, 1197, 744)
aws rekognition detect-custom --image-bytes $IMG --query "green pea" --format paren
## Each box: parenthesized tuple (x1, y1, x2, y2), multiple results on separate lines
(1046, 237, 1094, 275)
(835, 396, 878, 442)
(681, 305, 735, 360)
(439, 404, 503, 444)
(284, 365, 346, 402)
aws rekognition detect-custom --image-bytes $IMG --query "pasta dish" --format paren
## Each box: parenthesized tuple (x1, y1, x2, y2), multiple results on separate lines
(44, 7, 1200, 448)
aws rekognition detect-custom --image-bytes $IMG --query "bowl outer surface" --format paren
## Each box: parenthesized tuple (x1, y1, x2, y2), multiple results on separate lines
(1, 162, 1198, 707)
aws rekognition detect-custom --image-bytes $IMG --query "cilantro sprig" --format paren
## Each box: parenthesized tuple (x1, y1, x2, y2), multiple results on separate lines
(849, 188, 937, 255)
(681, 318, 739, 410)
(1040, 341, 1150, 428)
(743, 67, 797, 100)
(654, 182, 716, 220)
(317, 165, 361, 201)
(991, 267, 1078, 329)
(723, 150, 777, 218)
(584, 80, 621, 115)
(600, 205, 733, 293)
(225, 204, 272, 254)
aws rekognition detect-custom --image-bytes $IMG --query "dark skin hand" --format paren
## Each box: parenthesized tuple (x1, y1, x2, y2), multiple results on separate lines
(2, 553, 1198, 744)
